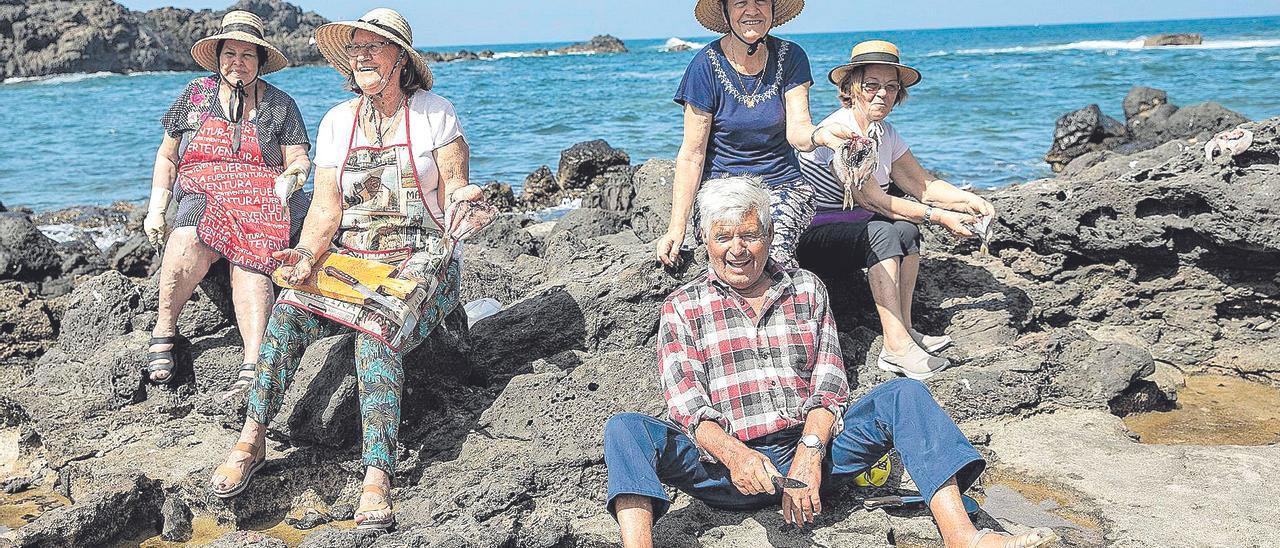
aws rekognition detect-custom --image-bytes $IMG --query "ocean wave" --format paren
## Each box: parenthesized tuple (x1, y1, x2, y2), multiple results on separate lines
(924, 37, 1280, 57)
(659, 37, 706, 52)
(489, 50, 598, 60)
(2, 71, 119, 85)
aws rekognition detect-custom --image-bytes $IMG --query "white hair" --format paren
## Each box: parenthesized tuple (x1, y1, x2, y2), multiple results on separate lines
(696, 175, 773, 236)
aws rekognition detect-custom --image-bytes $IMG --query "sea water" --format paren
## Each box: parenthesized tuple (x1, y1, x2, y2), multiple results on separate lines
(1, 15, 1277, 211)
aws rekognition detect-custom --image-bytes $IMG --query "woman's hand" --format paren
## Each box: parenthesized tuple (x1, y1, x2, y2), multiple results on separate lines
(961, 194, 996, 219)
(272, 248, 316, 285)
(656, 227, 686, 267)
(935, 209, 978, 239)
(814, 122, 856, 150)
(447, 184, 483, 207)
(144, 188, 172, 249)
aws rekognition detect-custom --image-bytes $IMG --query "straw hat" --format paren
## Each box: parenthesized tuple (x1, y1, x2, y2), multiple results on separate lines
(314, 8, 434, 91)
(827, 40, 922, 88)
(190, 11, 290, 75)
(694, 0, 804, 34)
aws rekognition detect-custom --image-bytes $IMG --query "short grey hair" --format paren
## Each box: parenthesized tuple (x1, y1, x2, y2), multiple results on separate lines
(696, 175, 773, 236)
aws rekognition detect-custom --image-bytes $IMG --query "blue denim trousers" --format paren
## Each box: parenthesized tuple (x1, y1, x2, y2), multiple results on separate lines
(604, 378, 985, 520)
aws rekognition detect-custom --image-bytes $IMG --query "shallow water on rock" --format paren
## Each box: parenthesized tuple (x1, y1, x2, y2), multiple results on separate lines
(113, 515, 357, 547)
(1124, 374, 1280, 445)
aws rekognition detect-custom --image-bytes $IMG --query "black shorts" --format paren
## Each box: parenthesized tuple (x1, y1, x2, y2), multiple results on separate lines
(795, 216, 922, 275)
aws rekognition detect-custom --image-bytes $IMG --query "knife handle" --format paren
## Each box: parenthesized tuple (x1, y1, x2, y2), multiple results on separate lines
(323, 266, 359, 287)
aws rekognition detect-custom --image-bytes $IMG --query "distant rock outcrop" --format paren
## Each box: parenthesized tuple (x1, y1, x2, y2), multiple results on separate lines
(555, 34, 627, 54)
(0, 0, 327, 81)
(1143, 33, 1202, 47)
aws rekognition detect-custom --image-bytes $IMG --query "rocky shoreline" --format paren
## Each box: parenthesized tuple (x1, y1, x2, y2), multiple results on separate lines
(1, 0, 628, 82)
(1, 90, 1278, 546)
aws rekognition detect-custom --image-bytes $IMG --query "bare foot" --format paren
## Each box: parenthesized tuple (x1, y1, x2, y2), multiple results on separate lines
(969, 527, 1059, 548)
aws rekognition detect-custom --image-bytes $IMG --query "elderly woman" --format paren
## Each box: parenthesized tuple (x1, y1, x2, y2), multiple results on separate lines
(208, 8, 484, 531)
(796, 40, 997, 379)
(145, 11, 311, 388)
(655, 0, 855, 268)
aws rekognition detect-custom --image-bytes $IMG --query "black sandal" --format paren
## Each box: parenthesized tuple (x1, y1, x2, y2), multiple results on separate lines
(145, 336, 179, 384)
(216, 363, 258, 403)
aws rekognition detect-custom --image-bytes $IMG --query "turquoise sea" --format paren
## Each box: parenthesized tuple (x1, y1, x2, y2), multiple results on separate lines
(1, 15, 1278, 211)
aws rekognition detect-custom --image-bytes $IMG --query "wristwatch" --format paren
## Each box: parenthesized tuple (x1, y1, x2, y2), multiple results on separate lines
(798, 434, 825, 456)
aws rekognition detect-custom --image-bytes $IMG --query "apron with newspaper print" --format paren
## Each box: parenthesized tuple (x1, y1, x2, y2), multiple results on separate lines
(278, 97, 453, 350)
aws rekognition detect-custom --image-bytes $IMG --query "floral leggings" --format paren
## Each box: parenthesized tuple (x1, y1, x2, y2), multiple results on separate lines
(246, 261, 462, 475)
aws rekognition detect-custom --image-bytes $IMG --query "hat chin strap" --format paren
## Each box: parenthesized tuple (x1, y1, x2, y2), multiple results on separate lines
(364, 51, 405, 100)
(721, 0, 772, 55)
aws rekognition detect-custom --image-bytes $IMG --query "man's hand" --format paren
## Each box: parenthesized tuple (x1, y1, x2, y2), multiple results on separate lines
(781, 448, 824, 526)
(725, 448, 783, 496)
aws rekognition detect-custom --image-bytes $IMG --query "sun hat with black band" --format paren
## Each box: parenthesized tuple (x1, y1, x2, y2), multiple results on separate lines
(190, 11, 290, 75)
(314, 8, 434, 92)
(694, 0, 804, 55)
(827, 40, 922, 88)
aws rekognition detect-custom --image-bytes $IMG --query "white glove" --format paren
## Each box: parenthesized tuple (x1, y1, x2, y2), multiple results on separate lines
(274, 164, 309, 211)
(144, 188, 172, 249)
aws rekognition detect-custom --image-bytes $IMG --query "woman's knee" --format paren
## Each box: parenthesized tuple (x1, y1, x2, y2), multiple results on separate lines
(893, 221, 921, 252)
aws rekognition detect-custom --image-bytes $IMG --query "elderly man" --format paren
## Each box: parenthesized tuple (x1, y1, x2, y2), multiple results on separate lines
(604, 176, 1057, 548)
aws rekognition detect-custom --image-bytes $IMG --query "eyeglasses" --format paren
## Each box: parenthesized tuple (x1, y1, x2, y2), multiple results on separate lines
(344, 40, 391, 58)
(861, 81, 902, 96)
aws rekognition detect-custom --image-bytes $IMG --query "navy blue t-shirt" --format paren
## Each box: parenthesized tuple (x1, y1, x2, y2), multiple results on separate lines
(674, 36, 813, 186)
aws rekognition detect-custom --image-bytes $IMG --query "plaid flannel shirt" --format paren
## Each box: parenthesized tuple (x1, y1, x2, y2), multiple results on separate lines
(658, 263, 850, 461)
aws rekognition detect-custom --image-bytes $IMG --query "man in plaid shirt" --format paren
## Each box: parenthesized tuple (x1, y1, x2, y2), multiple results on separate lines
(603, 176, 1058, 548)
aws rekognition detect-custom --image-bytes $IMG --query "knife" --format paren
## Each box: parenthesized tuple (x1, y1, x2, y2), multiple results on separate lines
(324, 266, 417, 334)
(772, 475, 808, 490)
(862, 494, 980, 514)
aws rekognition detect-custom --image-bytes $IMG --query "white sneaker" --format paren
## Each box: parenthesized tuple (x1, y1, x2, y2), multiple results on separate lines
(909, 328, 953, 353)
(877, 344, 950, 380)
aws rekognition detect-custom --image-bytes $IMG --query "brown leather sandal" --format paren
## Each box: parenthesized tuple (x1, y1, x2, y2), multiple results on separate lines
(355, 484, 396, 531)
(211, 441, 266, 499)
(968, 527, 1059, 548)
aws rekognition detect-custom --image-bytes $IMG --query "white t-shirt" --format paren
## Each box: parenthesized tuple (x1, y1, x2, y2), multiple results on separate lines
(314, 89, 464, 223)
(797, 108, 909, 212)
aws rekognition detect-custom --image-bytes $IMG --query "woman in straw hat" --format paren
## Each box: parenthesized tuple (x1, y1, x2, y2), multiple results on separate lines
(795, 43, 999, 378)
(208, 8, 488, 532)
(655, 0, 856, 269)
(143, 10, 311, 390)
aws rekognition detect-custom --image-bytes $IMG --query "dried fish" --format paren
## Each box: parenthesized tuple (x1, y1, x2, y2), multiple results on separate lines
(833, 135, 880, 209)
(1203, 128, 1254, 164)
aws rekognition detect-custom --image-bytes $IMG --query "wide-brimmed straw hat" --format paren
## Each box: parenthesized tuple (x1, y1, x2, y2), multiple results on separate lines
(314, 8, 434, 91)
(190, 11, 290, 75)
(694, 0, 804, 34)
(827, 40, 922, 88)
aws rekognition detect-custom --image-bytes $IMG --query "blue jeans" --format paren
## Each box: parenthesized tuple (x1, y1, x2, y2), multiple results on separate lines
(604, 378, 985, 520)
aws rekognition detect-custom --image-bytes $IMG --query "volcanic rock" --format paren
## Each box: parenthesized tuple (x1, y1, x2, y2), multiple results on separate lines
(1143, 33, 1202, 47)
(1, 0, 328, 80)
(555, 34, 628, 54)
(1046, 88, 1249, 171)
(556, 139, 631, 190)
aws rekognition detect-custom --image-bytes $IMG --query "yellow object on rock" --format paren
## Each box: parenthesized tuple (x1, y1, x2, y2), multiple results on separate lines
(853, 453, 892, 487)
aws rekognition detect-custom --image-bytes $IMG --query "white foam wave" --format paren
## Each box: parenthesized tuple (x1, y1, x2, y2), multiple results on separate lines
(2, 71, 118, 85)
(489, 49, 597, 60)
(659, 37, 705, 52)
(37, 223, 129, 251)
(927, 37, 1280, 57)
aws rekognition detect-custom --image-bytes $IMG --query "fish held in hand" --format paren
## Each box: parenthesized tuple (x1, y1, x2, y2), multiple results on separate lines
(833, 135, 880, 210)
